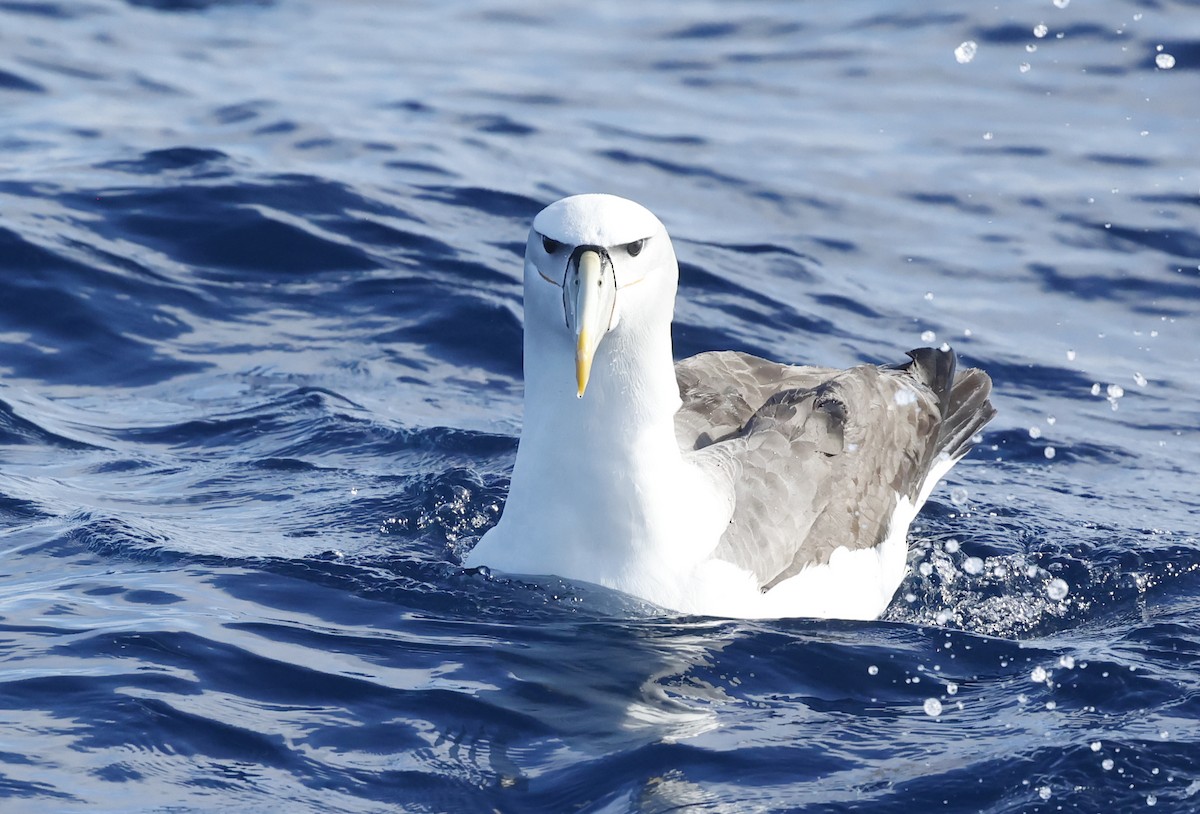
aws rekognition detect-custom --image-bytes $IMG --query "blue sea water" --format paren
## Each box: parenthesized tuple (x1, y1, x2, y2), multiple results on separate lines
(2, 0, 1199, 811)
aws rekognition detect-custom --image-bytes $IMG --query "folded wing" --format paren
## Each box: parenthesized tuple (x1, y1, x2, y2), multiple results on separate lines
(675, 348, 996, 591)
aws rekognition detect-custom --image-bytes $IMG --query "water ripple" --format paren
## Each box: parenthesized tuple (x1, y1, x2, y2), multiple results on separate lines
(2, 0, 1198, 811)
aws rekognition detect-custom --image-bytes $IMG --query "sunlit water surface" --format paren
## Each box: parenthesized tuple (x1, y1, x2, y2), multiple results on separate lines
(2, 1, 1198, 812)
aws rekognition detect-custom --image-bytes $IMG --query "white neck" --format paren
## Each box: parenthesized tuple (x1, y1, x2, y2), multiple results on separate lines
(476, 308, 725, 601)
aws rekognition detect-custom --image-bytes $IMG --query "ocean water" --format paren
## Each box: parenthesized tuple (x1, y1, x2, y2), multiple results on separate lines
(2, 0, 1199, 811)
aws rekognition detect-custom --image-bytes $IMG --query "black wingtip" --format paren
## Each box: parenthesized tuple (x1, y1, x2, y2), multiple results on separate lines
(897, 346, 996, 461)
(903, 347, 957, 415)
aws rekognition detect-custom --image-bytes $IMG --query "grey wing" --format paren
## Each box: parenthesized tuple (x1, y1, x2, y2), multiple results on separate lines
(674, 350, 838, 451)
(674, 348, 996, 591)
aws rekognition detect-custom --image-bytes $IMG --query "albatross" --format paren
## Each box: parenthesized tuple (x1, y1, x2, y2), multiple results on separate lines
(465, 194, 996, 620)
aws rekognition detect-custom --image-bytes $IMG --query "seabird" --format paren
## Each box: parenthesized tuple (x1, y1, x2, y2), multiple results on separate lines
(465, 194, 996, 619)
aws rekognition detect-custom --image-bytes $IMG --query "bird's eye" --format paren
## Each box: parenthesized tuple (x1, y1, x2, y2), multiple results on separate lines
(542, 234, 564, 254)
(625, 238, 646, 257)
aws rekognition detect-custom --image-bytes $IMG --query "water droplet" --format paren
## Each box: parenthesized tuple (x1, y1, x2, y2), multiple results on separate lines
(1046, 578, 1070, 600)
(1148, 794, 1158, 807)
(1059, 655, 1076, 669)
(945, 539, 960, 554)
(1038, 785, 1052, 801)
(919, 562, 934, 576)
(1090, 383, 1101, 396)
(950, 487, 969, 507)
(1026, 43, 1038, 52)
(1102, 758, 1114, 770)
(955, 41, 978, 64)
(982, 131, 994, 140)
(1031, 666, 1048, 683)
(1107, 383, 1125, 399)
(1156, 53, 1176, 69)
(963, 556, 984, 575)
(868, 665, 879, 675)
(1019, 62, 1032, 73)
(1091, 741, 1102, 752)
(1046, 416, 1056, 425)
(1066, 349, 1076, 361)
(1053, 0, 1069, 8)
(947, 682, 959, 695)
(924, 291, 934, 301)
(1034, 23, 1049, 38)
(1029, 426, 1042, 439)
(1044, 446, 1056, 460)
(924, 697, 943, 717)
(921, 329, 936, 342)
(1134, 372, 1148, 387)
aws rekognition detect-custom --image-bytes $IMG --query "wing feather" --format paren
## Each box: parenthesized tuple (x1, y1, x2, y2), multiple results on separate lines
(675, 348, 995, 591)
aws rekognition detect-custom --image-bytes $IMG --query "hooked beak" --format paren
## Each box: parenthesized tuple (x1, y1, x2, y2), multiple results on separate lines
(564, 247, 617, 398)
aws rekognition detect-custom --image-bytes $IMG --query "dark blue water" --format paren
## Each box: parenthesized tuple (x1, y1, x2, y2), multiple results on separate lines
(3, 1, 1199, 811)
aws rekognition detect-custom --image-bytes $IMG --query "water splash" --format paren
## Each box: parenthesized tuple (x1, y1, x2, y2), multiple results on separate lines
(1046, 577, 1069, 600)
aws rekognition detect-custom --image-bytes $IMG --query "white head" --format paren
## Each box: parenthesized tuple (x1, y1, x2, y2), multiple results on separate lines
(524, 194, 678, 399)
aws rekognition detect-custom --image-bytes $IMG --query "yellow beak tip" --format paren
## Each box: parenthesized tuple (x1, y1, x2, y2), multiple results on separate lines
(576, 332, 593, 398)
